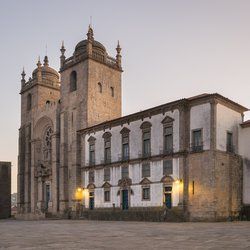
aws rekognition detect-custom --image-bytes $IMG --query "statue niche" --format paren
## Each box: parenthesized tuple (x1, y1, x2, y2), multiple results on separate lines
(43, 126, 53, 163)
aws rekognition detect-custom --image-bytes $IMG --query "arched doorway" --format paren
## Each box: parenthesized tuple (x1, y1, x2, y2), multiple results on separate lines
(161, 175, 174, 209)
(87, 183, 95, 210)
(118, 177, 132, 210)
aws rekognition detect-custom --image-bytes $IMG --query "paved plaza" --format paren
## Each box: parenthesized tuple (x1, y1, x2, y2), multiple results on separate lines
(0, 220, 250, 249)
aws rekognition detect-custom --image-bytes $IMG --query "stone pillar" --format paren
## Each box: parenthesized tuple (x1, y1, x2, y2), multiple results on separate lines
(24, 124, 31, 213)
(30, 139, 38, 213)
(210, 99, 217, 151)
(37, 177, 43, 211)
(59, 112, 68, 213)
(17, 128, 25, 213)
(51, 133, 59, 214)
(178, 101, 190, 219)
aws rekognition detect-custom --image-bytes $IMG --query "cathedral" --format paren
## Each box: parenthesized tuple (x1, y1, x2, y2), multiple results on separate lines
(18, 26, 250, 221)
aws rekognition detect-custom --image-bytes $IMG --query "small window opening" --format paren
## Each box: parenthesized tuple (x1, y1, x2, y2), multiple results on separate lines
(110, 87, 114, 97)
(70, 71, 77, 92)
(98, 82, 102, 93)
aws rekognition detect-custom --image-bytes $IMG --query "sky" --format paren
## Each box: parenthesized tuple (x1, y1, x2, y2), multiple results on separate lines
(1, 0, 250, 193)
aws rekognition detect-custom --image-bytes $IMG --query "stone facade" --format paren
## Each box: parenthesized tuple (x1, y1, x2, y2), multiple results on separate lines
(18, 26, 250, 221)
(18, 26, 122, 217)
(79, 95, 247, 221)
(0, 162, 11, 219)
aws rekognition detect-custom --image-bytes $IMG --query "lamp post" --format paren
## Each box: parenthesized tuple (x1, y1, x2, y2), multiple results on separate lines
(75, 187, 89, 218)
(75, 187, 84, 218)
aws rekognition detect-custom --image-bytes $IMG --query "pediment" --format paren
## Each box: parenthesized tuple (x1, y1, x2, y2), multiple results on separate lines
(102, 182, 112, 188)
(87, 136, 96, 142)
(87, 183, 96, 189)
(102, 131, 112, 139)
(140, 177, 152, 185)
(161, 116, 174, 124)
(161, 175, 174, 184)
(120, 127, 130, 134)
(118, 177, 132, 187)
(140, 121, 152, 129)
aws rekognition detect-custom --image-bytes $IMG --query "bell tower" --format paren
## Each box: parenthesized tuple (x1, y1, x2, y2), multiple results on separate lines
(59, 25, 123, 210)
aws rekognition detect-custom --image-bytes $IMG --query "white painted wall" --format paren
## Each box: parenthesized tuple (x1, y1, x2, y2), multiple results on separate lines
(239, 126, 250, 205)
(83, 159, 180, 208)
(84, 109, 179, 165)
(190, 103, 211, 150)
(216, 103, 242, 152)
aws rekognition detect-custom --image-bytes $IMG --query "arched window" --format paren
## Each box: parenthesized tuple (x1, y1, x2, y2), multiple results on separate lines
(98, 82, 102, 93)
(70, 71, 77, 92)
(43, 126, 53, 162)
(27, 93, 32, 111)
(110, 87, 114, 97)
(120, 127, 130, 161)
(140, 121, 152, 158)
(103, 132, 112, 164)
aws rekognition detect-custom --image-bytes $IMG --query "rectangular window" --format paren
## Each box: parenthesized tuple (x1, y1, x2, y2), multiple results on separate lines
(142, 162, 151, 178)
(143, 131, 151, 157)
(163, 160, 173, 175)
(122, 135, 129, 160)
(142, 186, 150, 200)
(89, 170, 95, 183)
(164, 126, 173, 153)
(104, 190, 110, 202)
(192, 129, 203, 152)
(89, 143, 95, 165)
(121, 166, 129, 179)
(104, 140, 111, 163)
(104, 168, 110, 182)
(226, 132, 233, 152)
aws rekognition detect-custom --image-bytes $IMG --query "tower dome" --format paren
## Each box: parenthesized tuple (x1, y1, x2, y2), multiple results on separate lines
(32, 56, 59, 81)
(74, 39, 106, 57)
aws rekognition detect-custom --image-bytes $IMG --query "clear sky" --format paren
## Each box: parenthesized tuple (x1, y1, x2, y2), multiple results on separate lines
(1, 0, 250, 193)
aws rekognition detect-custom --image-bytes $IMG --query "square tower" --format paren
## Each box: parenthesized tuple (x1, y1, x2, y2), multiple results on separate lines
(59, 26, 122, 210)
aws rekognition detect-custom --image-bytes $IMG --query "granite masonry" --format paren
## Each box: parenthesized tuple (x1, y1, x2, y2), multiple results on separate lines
(17, 26, 250, 221)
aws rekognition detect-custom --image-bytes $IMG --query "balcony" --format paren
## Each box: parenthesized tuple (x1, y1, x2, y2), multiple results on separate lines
(160, 148, 174, 155)
(118, 154, 130, 162)
(138, 151, 151, 159)
(226, 145, 235, 153)
(101, 158, 111, 165)
(89, 160, 95, 166)
(190, 144, 203, 153)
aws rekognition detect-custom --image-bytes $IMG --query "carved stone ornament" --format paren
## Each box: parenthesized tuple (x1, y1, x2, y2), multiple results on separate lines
(140, 177, 152, 185)
(161, 175, 174, 184)
(35, 163, 52, 178)
(87, 183, 96, 189)
(102, 182, 112, 188)
(161, 116, 174, 124)
(118, 177, 132, 187)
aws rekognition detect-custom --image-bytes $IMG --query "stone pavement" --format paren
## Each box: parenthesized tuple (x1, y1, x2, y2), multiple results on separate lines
(0, 220, 249, 249)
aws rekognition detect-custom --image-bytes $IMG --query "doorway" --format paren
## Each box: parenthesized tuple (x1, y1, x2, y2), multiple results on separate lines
(164, 186, 172, 209)
(89, 191, 94, 210)
(45, 184, 50, 211)
(122, 189, 129, 210)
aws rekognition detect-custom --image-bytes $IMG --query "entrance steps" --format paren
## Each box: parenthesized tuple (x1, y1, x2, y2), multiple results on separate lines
(77, 207, 185, 222)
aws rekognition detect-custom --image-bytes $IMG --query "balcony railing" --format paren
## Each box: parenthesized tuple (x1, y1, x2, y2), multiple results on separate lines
(159, 148, 174, 155)
(101, 158, 111, 165)
(226, 145, 235, 153)
(138, 152, 151, 159)
(190, 144, 203, 153)
(118, 154, 130, 162)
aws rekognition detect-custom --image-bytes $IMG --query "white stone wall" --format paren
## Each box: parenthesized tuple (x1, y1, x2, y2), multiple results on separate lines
(239, 126, 250, 205)
(190, 103, 211, 150)
(83, 159, 180, 208)
(84, 109, 180, 165)
(216, 103, 242, 152)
